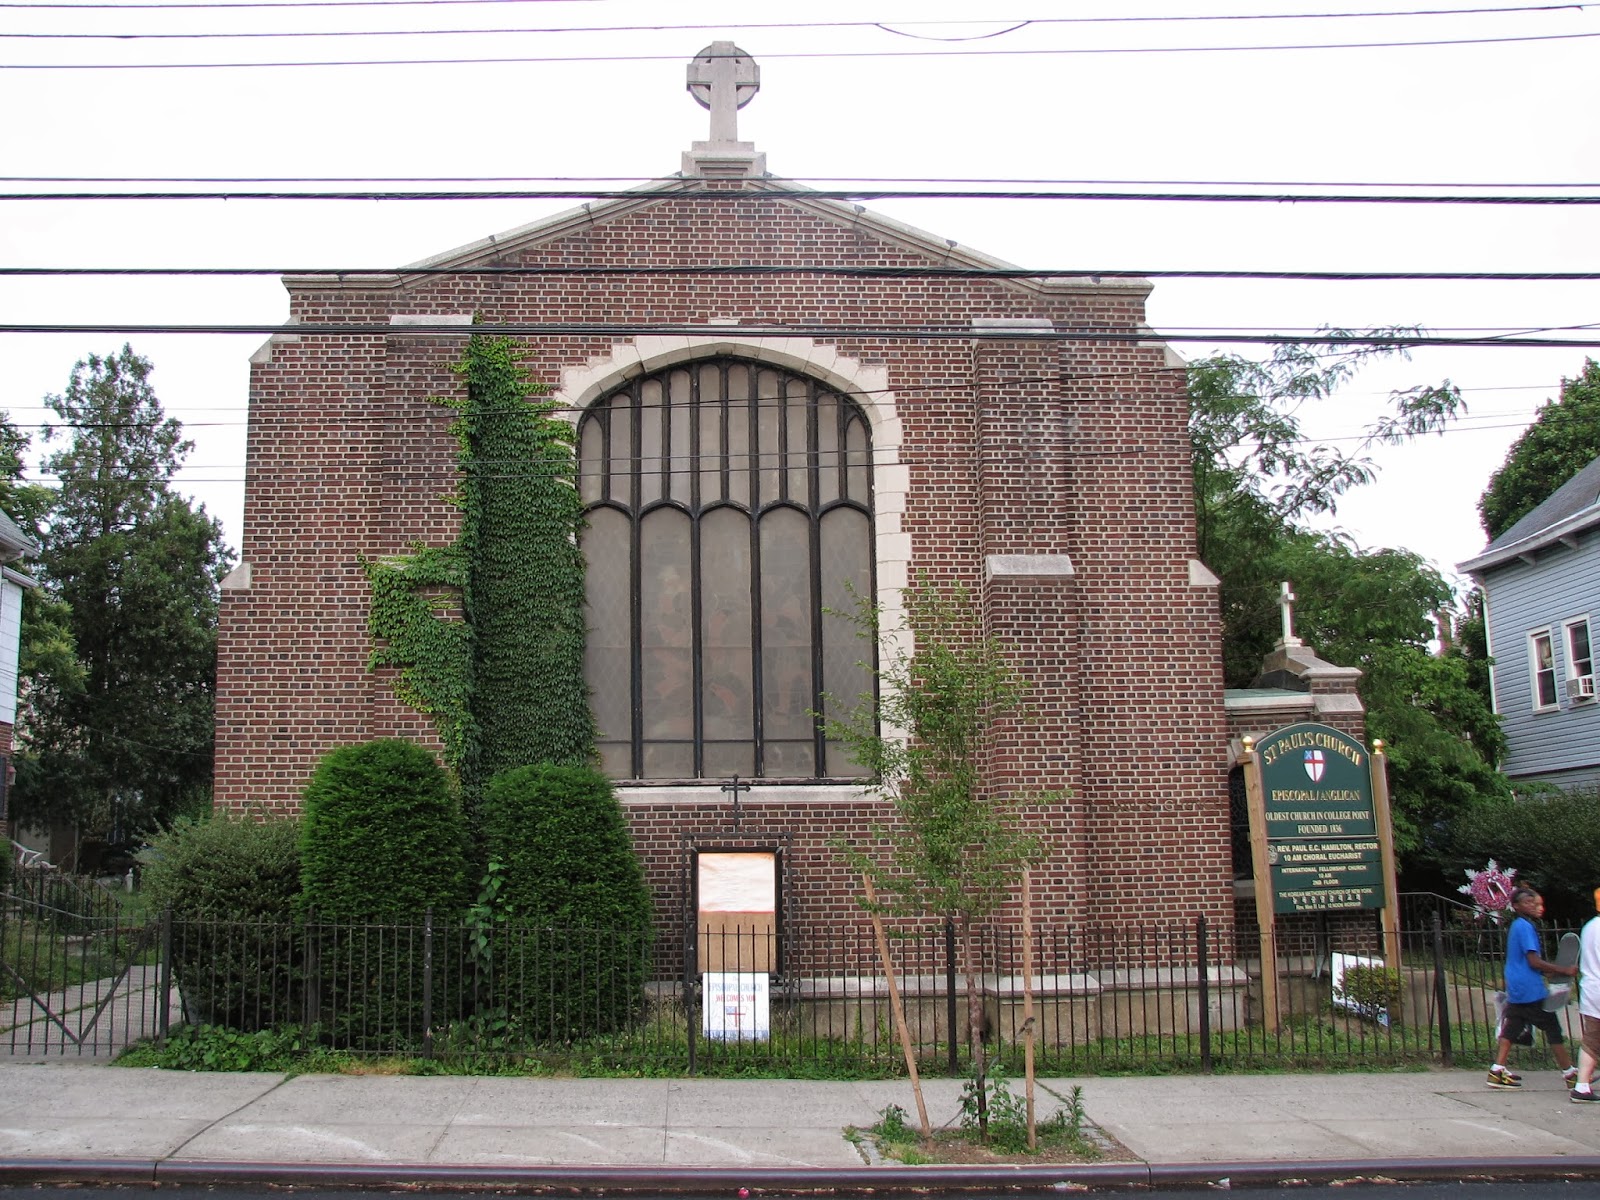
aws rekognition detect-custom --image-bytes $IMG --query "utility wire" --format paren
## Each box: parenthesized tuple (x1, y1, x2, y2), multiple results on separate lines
(10, 29, 1600, 68)
(5, 265, 1599, 280)
(12, 414, 1550, 487)
(5, 321, 1600, 348)
(5, 175, 1598, 189)
(11, 4, 1594, 39)
(10, 186, 1600, 204)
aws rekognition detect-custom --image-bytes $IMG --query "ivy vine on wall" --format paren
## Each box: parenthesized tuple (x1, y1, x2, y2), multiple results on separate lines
(363, 328, 595, 803)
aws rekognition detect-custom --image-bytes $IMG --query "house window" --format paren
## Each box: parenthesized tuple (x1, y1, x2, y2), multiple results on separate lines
(1530, 630, 1559, 710)
(577, 358, 875, 782)
(1566, 617, 1594, 700)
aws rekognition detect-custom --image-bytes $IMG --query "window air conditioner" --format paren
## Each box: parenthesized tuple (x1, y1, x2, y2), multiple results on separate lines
(1567, 675, 1597, 700)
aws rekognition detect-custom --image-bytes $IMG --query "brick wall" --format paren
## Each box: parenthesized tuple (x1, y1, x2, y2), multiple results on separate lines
(215, 181, 1236, 939)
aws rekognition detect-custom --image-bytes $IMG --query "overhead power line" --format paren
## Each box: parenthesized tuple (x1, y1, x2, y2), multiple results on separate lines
(6, 321, 1600, 348)
(10, 186, 1600, 205)
(0, 0, 610, 6)
(12, 412, 1552, 488)
(5, 264, 1600, 281)
(5, 175, 1598, 189)
(9, 29, 1600, 68)
(11, 4, 1595, 38)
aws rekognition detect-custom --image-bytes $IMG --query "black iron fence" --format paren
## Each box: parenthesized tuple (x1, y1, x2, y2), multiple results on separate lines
(1, 869, 1573, 1073)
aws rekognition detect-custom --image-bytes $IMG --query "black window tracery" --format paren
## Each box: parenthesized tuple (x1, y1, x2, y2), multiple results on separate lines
(578, 357, 875, 782)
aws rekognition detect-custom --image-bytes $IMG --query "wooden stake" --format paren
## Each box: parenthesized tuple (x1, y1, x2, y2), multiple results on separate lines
(1021, 867, 1037, 1151)
(1370, 740, 1403, 970)
(863, 874, 932, 1140)
(1242, 737, 1281, 1031)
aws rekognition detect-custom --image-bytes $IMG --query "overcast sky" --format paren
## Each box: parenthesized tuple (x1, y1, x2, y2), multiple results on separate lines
(2, 0, 1597, 595)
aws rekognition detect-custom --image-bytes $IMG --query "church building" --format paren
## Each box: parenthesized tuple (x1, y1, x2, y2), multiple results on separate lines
(214, 45, 1257, 943)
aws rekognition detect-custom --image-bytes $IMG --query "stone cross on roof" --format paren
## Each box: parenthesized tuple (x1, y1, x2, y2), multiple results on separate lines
(1278, 580, 1303, 648)
(687, 42, 760, 146)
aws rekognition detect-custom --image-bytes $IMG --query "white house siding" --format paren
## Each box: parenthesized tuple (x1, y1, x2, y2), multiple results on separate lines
(0, 576, 21, 727)
(1482, 530, 1600, 781)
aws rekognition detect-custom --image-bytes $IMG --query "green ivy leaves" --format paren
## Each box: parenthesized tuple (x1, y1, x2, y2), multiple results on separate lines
(363, 328, 595, 799)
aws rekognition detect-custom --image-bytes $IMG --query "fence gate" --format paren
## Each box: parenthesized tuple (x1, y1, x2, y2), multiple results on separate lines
(2, 866, 168, 1057)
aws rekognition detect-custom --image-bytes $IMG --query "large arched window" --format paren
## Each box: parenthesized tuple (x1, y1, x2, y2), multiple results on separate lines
(578, 357, 874, 782)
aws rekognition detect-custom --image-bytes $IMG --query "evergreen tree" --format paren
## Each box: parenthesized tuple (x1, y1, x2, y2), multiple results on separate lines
(11, 347, 231, 845)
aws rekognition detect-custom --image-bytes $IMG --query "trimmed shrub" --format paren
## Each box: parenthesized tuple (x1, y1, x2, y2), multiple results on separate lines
(138, 813, 303, 1030)
(299, 739, 470, 1046)
(300, 738, 468, 918)
(480, 764, 653, 1039)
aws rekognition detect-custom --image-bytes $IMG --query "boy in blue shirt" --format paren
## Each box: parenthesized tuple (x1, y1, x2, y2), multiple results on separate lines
(1490, 887, 1579, 1089)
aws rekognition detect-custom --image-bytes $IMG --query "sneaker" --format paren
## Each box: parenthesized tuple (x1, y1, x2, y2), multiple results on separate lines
(1571, 1088, 1599, 1104)
(1567, 1069, 1580, 1089)
(1487, 1067, 1523, 1089)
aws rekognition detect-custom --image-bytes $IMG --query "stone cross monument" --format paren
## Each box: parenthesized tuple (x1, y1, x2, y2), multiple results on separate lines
(683, 42, 766, 178)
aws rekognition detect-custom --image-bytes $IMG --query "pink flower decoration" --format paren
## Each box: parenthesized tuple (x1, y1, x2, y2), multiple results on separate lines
(1460, 860, 1517, 924)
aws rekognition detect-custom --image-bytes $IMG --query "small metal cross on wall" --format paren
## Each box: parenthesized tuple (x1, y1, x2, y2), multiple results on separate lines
(720, 774, 751, 831)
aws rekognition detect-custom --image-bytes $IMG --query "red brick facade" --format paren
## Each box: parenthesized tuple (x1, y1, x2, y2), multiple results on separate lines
(214, 175, 1237, 943)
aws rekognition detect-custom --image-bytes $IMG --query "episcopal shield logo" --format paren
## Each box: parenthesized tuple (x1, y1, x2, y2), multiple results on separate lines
(1303, 749, 1326, 782)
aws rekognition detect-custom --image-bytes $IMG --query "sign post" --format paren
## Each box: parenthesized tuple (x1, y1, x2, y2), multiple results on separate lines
(1369, 740, 1403, 968)
(1240, 735, 1281, 1030)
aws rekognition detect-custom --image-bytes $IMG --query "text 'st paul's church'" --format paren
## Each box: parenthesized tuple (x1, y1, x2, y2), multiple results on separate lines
(214, 46, 1358, 940)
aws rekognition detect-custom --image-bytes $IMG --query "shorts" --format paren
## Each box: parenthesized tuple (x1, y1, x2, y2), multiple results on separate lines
(1501, 1001, 1566, 1046)
(1582, 1013, 1600, 1060)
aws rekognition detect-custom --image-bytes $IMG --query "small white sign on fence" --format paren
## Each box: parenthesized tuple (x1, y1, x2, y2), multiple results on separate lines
(702, 971, 770, 1041)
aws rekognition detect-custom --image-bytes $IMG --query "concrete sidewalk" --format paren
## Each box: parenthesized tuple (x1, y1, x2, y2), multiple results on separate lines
(2, 1060, 1600, 1189)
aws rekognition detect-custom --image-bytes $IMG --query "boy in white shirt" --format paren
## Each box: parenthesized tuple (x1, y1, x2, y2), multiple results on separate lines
(1571, 887, 1600, 1103)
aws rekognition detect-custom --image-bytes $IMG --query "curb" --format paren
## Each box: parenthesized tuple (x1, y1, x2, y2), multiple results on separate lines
(5, 1157, 1600, 1193)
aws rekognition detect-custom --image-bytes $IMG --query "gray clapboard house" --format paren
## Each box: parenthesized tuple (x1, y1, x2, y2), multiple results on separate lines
(1460, 454, 1600, 788)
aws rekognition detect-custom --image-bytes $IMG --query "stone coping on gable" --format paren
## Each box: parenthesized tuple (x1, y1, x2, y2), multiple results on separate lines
(277, 175, 1153, 302)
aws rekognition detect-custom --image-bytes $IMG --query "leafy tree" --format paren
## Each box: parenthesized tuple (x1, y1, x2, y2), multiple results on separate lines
(1261, 533, 1509, 856)
(0, 408, 81, 828)
(1444, 785, 1600, 925)
(1478, 359, 1600, 540)
(11, 347, 231, 849)
(828, 581, 1046, 1138)
(1189, 333, 1463, 686)
(1188, 337, 1513, 871)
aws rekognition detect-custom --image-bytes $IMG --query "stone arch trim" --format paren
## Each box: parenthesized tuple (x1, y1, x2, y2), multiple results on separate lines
(554, 335, 911, 620)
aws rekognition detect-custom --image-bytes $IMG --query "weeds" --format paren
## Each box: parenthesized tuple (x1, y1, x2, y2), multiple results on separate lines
(118, 1024, 356, 1074)
(960, 1063, 1097, 1155)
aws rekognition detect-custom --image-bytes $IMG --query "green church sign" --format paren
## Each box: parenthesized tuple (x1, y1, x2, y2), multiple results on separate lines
(1255, 722, 1383, 915)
